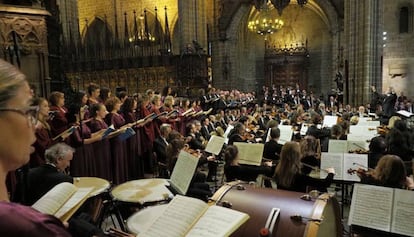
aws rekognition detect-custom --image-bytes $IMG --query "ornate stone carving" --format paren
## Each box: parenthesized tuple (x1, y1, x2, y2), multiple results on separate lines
(0, 10, 49, 55)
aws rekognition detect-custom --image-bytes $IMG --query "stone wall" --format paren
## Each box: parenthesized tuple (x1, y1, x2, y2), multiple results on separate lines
(382, 0, 414, 99)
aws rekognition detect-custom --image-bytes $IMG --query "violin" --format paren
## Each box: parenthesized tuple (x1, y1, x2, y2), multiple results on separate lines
(377, 125, 390, 136)
(347, 162, 374, 175)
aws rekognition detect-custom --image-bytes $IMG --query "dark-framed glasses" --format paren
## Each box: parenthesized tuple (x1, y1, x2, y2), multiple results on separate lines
(0, 106, 39, 127)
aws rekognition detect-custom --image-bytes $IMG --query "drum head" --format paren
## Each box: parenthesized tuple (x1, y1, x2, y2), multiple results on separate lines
(73, 177, 110, 197)
(111, 178, 173, 204)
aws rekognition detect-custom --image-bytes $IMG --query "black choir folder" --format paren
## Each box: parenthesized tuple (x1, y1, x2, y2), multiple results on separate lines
(139, 195, 249, 237)
(348, 184, 414, 236)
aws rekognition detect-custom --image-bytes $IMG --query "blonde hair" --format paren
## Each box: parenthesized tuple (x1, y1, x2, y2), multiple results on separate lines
(0, 59, 27, 107)
(163, 96, 174, 108)
(350, 115, 359, 125)
(387, 116, 401, 129)
(274, 141, 302, 188)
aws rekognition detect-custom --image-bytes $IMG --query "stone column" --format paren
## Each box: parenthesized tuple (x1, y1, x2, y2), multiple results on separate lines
(178, 0, 207, 52)
(344, 0, 383, 106)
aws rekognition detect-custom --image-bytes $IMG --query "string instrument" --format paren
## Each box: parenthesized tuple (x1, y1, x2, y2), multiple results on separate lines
(376, 125, 390, 136)
(183, 145, 203, 157)
(347, 162, 374, 176)
(348, 143, 369, 154)
(301, 162, 330, 174)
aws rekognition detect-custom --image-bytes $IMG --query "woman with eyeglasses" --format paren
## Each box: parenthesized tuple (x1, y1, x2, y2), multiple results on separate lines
(0, 59, 71, 236)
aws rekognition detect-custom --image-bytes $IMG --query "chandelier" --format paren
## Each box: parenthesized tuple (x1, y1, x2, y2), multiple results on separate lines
(270, 0, 308, 15)
(130, 9, 156, 45)
(248, 0, 284, 36)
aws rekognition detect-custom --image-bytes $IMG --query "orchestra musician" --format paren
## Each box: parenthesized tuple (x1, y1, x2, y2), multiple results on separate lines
(166, 139, 212, 201)
(352, 155, 414, 237)
(273, 142, 335, 193)
(224, 145, 272, 182)
(227, 122, 249, 145)
(25, 143, 74, 205)
(385, 119, 414, 175)
(262, 127, 283, 161)
(300, 136, 321, 175)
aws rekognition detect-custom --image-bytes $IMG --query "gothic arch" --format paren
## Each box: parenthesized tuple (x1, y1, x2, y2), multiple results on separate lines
(216, 0, 342, 92)
(83, 17, 113, 47)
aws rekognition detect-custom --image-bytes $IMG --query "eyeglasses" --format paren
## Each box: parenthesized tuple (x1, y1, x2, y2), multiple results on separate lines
(0, 106, 39, 127)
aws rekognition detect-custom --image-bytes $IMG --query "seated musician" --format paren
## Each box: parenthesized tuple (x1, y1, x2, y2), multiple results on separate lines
(331, 124, 347, 140)
(300, 136, 320, 175)
(26, 143, 74, 205)
(224, 145, 272, 182)
(357, 155, 414, 190)
(367, 136, 386, 169)
(153, 123, 172, 164)
(273, 142, 335, 193)
(166, 139, 212, 201)
(353, 155, 414, 237)
(228, 122, 249, 145)
(186, 122, 205, 150)
(385, 120, 413, 175)
(306, 113, 331, 152)
(263, 127, 283, 161)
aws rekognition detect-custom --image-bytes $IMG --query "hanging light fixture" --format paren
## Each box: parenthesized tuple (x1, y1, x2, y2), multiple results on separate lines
(248, 0, 284, 36)
(270, 0, 308, 16)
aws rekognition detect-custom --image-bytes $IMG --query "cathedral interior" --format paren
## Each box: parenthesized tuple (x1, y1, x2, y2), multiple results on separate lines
(0, 0, 413, 106)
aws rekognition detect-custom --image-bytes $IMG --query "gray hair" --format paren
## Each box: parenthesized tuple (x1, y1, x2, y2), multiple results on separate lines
(0, 59, 27, 107)
(45, 143, 75, 164)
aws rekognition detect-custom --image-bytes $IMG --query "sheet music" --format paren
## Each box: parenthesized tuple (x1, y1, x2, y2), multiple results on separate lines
(349, 125, 377, 137)
(32, 182, 77, 215)
(139, 195, 207, 237)
(224, 125, 233, 144)
(234, 142, 264, 166)
(278, 125, 293, 145)
(328, 140, 348, 153)
(343, 153, 368, 182)
(205, 135, 225, 155)
(54, 187, 93, 218)
(391, 189, 414, 236)
(170, 151, 199, 195)
(300, 123, 310, 136)
(397, 110, 413, 118)
(347, 134, 370, 150)
(320, 153, 343, 180)
(348, 184, 393, 232)
(186, 205, 249, 237)
(322, 115, 338, 128)
(265, 128, 271, 143)
(356, 118, 380, 127)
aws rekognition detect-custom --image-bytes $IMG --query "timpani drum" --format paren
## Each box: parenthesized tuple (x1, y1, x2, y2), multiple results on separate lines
(111, 178, 173, 206)
(73, 177, 110, 221)
(211, 181, 342, 237)
(126, 204, 168, 235)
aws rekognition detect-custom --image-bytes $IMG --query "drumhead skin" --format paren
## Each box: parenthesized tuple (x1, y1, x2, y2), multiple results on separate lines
(127, 204, 168, 235)
(73, 177, 110, 197)
(110, 178, 172, 204)
(212, 182, 342, 237)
